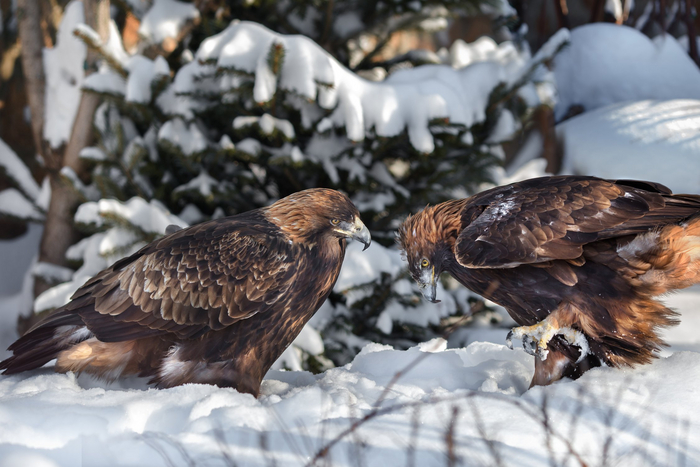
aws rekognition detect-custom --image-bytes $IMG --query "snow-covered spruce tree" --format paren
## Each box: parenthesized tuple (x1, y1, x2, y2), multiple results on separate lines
(33, 0, 568, 371)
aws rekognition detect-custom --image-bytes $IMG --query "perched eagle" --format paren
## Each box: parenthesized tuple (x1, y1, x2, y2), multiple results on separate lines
(397, 176, 700, 386)
(1, 188, 370, 396)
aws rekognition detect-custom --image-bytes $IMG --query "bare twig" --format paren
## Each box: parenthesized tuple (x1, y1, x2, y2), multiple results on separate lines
(445, 406, 460, 467)
(468, 398, 504, 467)
(405, 405, 421, 467)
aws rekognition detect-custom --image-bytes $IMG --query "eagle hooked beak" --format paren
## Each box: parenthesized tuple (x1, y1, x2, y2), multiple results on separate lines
(339, 218, 372, 251)
(419, 266, 440, 303)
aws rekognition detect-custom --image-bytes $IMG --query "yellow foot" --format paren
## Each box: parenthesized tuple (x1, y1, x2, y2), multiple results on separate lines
(506, 316, 589, 362)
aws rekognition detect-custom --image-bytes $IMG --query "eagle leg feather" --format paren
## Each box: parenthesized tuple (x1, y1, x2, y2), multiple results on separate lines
(506, 315, 590, 363)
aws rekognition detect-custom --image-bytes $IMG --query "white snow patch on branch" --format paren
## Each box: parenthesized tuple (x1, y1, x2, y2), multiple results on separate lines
(158, 118, 208, 155)
(75, 197, 186, 234)
(0, 189, 44, 221)
(0, 138, 40, 201)
(174, 171, 219, 198)
(32, 262, 75, 283)
(196, 21, 565, 154)
(233, 113, 296, 139)
(125, 55, 170, 103)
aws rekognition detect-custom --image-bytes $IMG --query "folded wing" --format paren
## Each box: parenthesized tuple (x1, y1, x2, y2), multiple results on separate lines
(64, 217, 298, 342)
(455, 176, 700, 269)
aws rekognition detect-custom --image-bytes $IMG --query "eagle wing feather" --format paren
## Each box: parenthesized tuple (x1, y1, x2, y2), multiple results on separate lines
(455, 177, 700, 268)
(66, 217, 298, 342)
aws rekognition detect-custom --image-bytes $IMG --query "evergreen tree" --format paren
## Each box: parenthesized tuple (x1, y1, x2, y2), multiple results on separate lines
(10, 0, 568, 371)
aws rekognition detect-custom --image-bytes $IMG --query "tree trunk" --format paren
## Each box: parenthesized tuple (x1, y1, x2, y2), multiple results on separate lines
(16, 0, 51, 166)
(18, 0, 111, 308)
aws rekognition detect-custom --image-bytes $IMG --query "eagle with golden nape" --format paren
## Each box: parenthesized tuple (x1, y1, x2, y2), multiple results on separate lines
(1, 188, 370, 397)
(398, 176, 700, 387)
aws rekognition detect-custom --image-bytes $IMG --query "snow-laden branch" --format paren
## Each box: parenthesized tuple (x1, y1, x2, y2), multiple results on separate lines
(195, 21, 569, 154)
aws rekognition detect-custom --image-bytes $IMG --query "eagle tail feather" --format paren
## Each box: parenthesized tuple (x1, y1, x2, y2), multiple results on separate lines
(0, 310, 89, 375)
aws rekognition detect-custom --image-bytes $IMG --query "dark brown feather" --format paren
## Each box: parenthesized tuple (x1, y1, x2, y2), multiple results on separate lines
(1, 188, 365, 396)
(397, 175, 700, 387)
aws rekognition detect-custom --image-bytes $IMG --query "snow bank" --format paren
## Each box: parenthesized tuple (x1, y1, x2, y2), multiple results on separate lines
(558, 99, 700, 194)
(1, 339, 700, 466)
(553, 24, 700, 120)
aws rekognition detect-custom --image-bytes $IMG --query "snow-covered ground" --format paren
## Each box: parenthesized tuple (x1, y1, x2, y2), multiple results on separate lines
(1, 223, 700, 466)
(557, 99, 700, 194)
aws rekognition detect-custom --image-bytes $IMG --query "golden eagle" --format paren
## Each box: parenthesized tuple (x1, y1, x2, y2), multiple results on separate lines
(1, 188, 370, 396)
(397, 176, 700, 386)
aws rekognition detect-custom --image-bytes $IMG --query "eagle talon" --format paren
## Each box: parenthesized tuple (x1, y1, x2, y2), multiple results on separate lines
(506, 317, 589, 362)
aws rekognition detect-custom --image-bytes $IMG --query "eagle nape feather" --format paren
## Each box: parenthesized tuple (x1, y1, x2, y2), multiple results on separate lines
(1, 188, 371, 396)
(398, 175, 700, 387)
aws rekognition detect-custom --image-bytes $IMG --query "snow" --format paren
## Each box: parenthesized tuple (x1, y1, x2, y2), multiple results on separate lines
(43, 1, 86, 148)
(197, 21, 564, 154)
(138, 0, 199, 44)
(553, 24, 700, 121)
(31, 262, 74, 284)
(0, 138, 41, 201)
(75, 197, 185, 234)
(78, 146, 107, 161)
(558, 100, 700, 194)
(125, 55, 170, 103)
(0, 188, 44, 221)
(448, 36, 520, 69)
(83, 69, 126, 97)
(2, 320, 700, 466)
(174, 170, 219, 198)
(158, 118, 208, 155)
(233, 113, 296, 139)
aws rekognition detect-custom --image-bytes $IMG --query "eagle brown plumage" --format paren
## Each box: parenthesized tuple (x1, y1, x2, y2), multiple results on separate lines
(1, 188, 370, 396)
(397, 176, 700, 387)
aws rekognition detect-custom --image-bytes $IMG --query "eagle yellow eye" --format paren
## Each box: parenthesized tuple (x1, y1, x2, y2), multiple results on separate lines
(331, 219, 340, 225)
(421, 258, 430, 268)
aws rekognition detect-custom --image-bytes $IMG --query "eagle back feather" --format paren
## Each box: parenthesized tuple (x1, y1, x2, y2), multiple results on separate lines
(65, 213, 300, 342)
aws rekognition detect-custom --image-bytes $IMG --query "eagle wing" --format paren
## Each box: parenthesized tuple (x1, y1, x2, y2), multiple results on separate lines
(454, 176, 700, 269)
(66, 217, 298, 342)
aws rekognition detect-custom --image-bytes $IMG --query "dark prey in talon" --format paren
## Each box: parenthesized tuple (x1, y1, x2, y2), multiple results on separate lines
(397, 175, 700, 387)
(0, 188, 370, 397)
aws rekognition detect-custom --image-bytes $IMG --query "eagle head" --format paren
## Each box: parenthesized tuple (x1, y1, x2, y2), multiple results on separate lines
(397, 201, 464, 303)
(266, 188, 371, 249)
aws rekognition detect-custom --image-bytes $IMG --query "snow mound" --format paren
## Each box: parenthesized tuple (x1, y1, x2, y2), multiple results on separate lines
(553, 24, 700, 120)
(558, 99, 700, 194)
